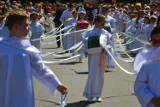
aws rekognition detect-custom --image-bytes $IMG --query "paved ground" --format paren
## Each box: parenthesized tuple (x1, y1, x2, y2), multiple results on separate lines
(33, 37, 140, 107)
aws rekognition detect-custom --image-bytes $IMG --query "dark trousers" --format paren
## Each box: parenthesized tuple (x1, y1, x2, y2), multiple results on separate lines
(56, 33, 61, 48)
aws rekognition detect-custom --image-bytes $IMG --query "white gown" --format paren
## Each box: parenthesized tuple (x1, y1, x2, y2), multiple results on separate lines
(140, 24, 154, 45)
(60, 9, 73, 27)
(62, 18, 77, 50)
(134, 47, 160, 107)
(114, 12, 124, 32)
(83, 27, 115, 99)
(75, 20, 89, 60)
(30, 22, 44, 51)
(105, 15, 116, 28)
(0, 37, 61, 107)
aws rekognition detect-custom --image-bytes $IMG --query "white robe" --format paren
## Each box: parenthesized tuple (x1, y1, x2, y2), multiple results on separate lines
(75, 20, 89, 60)
(133, 46, 159, 74)
(105, 15, 116, 28)
(140, 24, 154, 45)
(126, 19, 141, 51)
(134, 48, 160, 107)
(45, 16, 55, 32)
(114, 12, 124, 32)
(75, 20, 89, 44)
(30, 22, 44, 51)
(60, 9, 73, 27)
(62, 18, 77, 50)
(125, 18, 136, 33)
(83, 27, 115, 98)
(0, 37, 61, 107)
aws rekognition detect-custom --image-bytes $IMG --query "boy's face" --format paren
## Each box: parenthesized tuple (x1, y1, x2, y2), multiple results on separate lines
(96, 17, 106, 29)
(72, 13, 78, 18)
(68, 6, 74, 11)
(12, 18, 30, 37)
(150, 18, 156, 24)
(79, 13, 85, 19)
(100, 18, 106, 27)
(31, 15, 38, 22)
(151, 34, 160, 47)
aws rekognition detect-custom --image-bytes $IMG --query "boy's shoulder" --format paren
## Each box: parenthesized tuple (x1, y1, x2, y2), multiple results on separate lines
(0, 37, 40, 54)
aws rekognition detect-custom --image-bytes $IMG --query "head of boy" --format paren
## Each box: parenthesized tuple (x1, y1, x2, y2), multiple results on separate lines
(30, 12, 39, 22)
(5, 9, 29, 38)
(150, 26, 160, 47)
(94, 14, 106, 29)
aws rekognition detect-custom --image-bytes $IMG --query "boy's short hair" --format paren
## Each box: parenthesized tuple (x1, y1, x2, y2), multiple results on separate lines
(94, 14, 105, 24)
(5, 9, 28, 31)
(30, 12, 39, 19)
(67, 3, 74, 8)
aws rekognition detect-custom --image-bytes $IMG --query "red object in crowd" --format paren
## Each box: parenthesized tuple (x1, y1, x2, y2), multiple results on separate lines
(76, 21, 89, 29)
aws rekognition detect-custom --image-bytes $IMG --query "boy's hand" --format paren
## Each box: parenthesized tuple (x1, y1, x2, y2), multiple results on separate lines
(150, 97, 160, 106)
(57, 84, 68, 95)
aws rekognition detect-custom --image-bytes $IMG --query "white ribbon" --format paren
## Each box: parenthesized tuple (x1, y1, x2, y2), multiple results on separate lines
(40, 40, 83, 58)
(104, 46, 136, 75)
(59, 93, 67, 107)
(112, 28, 150, 45)
(43, 54, 81, 64)
(42, 27, 73, 46)
(116, 47, 143, 53)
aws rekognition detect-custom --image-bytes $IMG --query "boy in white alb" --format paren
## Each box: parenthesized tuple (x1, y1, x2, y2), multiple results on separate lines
(0, 10, 68, 107)
(134, 26, 160, 107)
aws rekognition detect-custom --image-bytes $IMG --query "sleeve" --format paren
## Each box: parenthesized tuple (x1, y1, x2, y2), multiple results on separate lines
(110, 35, 117, 57)
(100, 34, 108, 48)
(82, 31, 89, 52)
(134, 63, 155, 107)
(110, 19, 115, 28)
(60, 11, 65, 24)
(39, 24, 45, 35)
(31, 52, 61, 95)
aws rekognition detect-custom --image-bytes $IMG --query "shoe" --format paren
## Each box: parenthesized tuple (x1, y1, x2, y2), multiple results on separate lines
(96, 97, 102, 102)
(57, 46, 60, 48)
(105, 70, 113, 72)
(87, 98, 93, 102)
(105, 68, 113, 72)
(65, 51, 69, 53)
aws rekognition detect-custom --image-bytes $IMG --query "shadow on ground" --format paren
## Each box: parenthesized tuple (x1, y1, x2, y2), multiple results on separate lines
(59, 61, 82, 65)
(103, 93, 135, 100)
(65, 100, 96, 107)
(71, 69, 88, 74)
(36, 99, 96, 107)
(35, 99, 59, 107)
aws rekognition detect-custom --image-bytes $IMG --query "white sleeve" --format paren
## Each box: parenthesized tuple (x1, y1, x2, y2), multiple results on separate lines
(60, 12, 65, 24)
(100, 34, 108, 48)
(134, 63, 155, 107)
(31, 53, 61, 95)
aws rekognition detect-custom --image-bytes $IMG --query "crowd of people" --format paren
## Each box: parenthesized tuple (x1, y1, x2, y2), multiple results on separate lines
(0, 0, 160, 107)
(0, 1, 159, 52)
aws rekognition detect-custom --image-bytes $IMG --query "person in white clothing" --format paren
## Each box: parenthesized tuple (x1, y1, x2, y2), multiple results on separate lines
(62, 10, 78, 51)
(83, 14, 115, 102)
(30, 12, 44, 51)
(76, 11, 89, 62)
(60, 3, 74, 27)
(0, 9, 68, 107)
(134, 26, 160, 107)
